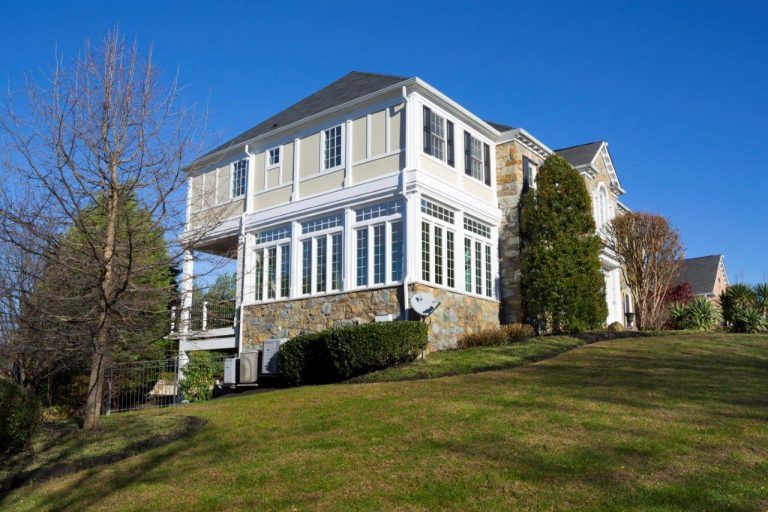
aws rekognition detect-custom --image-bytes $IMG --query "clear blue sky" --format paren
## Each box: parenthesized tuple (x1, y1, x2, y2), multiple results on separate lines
(1, 0, 766, 283)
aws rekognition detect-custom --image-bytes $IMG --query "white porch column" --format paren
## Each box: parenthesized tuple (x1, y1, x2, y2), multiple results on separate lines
(180, 249, 195, 335)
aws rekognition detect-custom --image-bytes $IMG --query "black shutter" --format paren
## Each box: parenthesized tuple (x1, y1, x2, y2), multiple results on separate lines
(464, 131, 471, 176)
(446, 121, 455, 167)
(483, 143, 491, 185)
(423, 107, 432, 155)
(522, 157, 530, 192)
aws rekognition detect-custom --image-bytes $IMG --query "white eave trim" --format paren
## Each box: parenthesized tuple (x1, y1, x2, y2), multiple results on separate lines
(496, 128, 553, 158)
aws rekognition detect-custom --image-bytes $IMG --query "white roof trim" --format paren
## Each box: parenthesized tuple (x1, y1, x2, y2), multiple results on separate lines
(591, 142, 625, 195)
(496, 128, 553, 158)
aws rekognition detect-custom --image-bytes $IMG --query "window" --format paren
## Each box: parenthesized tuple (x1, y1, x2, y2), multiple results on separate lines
(523, 157, 537, 192)
(421, 198, 457, 290)
(268, 147, 280, 167)
(300, 214, 343, 295)
(252, 226, 290, 302)
(464, 132, 491, 185)
(423, 107, 454, 166)
(595, 185, 610, 229)
(463, 217, 495, 298)
(231, 159, 248, 198)
(323, 125, 342, 170)
(354, 202, 404, 288)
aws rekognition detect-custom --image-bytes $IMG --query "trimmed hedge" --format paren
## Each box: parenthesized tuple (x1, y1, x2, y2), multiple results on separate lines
(0, 379, 42, 456)
(281, 321, 428, 386)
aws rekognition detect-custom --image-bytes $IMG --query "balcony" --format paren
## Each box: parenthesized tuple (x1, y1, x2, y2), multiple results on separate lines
(170, 298, 238, 352)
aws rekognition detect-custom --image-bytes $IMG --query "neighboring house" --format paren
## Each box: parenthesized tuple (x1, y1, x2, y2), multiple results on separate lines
(673, 255, 729, 302)
(174, 72, 633, 354)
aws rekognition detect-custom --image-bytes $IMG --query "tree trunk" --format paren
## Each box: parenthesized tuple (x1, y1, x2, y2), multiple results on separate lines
(83, 347, 107, 430)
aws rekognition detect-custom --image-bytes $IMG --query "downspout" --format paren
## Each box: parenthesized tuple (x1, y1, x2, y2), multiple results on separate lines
(400, 86, 410, 321)
(237, 144, 254, 354)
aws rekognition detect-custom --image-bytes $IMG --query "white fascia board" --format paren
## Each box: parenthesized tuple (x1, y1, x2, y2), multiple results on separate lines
(617, 199, 632, 213)
(496, 128, 554, 154)
(188, 79, 417, 172)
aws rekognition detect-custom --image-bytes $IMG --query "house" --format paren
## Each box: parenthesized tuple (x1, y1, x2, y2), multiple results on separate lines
(673, 255, 729, 301)
(174, 72, 633, 354)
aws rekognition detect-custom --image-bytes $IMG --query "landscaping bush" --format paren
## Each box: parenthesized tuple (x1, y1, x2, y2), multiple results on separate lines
(457, 329, 508, 349)
(668, 296, 722, 331)
(280, 321, 428, 386)
(180, 352, 219, 402)
(0, 379, 42, 456)
(607, 321, 625, 332)
(731, 307, 768, 334)
(502, 323, 535, 342)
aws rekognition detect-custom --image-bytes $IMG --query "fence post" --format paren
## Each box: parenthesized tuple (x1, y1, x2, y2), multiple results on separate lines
(202, 301, 208, 331)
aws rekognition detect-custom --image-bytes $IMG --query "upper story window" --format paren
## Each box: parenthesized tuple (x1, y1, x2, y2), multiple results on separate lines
(323, 125, 343, 170)
(423, 107, 454, 166)
(594, 185, 611, 230)
(268, 147, 280, 167)
(523, 157, 537, 192)
(464, 132, 491, 186)
(231, 159, 248, 198)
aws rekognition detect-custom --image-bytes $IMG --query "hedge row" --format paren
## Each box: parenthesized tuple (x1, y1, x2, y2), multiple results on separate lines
(280, 321, 428, 386)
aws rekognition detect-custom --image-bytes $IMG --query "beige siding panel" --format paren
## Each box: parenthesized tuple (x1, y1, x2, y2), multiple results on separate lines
(256, 186, 291, 210)
(301, 170, 344, 198)
(299, 133, 320, 179)
(352, 116, 367, 162)
(352, 154, 400, 184)
(266, 168, 279, 189)
(370, 109, 387, 157)
(202, 170, 217, 209)
(281, 142, 294, 184)
(189, 198, 244, 230)
(217, 165, 231, 203)
(189, 174, 203, 211)
(463, 178, 495, 204)
(390, 104, 405, 151)
(252, 153, 266, 194)
(421, 158, 458, 184)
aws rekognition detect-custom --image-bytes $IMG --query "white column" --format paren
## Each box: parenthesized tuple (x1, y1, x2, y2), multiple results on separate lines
(180, 249, 194, 335)
(290, 220, 301, 297)
(343, 208, 355, 291)
(344, 119, 353, 188)
(291, 138, 300, 202)
(406, 191, 422, 284)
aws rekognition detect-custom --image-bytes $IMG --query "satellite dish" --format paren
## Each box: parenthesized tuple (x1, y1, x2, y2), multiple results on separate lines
(411, 292, 441, 318)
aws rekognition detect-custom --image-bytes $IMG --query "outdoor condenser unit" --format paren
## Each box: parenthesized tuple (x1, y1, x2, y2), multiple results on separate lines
(261, 339, 288, 376)
(223, 351, 260, 387)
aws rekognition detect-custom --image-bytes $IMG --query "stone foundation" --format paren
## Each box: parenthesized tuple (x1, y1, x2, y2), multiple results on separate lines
(241, 283, 500, 351)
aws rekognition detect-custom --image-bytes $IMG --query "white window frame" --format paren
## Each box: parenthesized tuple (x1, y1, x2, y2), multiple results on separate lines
(420, 199, 457, 290)
(231, 158, 248, 199)
(252, 227, 291, 303)
(425, 110, 446, 162)
(321, 124, 344, 172)
(267, 146, 280, 168)
(352, 201, 404, 289)
(299, 214, 344, 296)
(467, 133, 484, 181)
(523, 157, 537, 191)
(462, 216, 495, 299)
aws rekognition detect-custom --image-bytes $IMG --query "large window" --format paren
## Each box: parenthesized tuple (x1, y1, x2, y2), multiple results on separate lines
(464, 132, 491, 185)
(253, 225, 290, 302)
(463, 216, 494, 298)
(421, 199, 456, 289)
(300, 214, 343, 294)
(423, 107, 454, 166)
(354, 201, 404, 287)
(323, 125, 343, 170)
(232, 159, 248, 198)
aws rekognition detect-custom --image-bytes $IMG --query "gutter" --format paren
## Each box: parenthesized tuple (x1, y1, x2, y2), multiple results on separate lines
(400, 85, 411, 321)
(236, 144, 254, 355)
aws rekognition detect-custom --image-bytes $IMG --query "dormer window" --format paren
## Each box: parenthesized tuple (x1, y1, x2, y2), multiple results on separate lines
(268, 147, 280, 167)
(423, 107, 455, 166)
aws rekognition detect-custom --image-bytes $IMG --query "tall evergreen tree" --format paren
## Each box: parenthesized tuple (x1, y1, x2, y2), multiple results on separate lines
(520, 155, 607, 333)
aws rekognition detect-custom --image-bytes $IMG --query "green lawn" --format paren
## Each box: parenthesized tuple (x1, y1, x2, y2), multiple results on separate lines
(3, 333, 768, 511)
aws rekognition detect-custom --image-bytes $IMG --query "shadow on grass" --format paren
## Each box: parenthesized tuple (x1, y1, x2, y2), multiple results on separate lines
(0, 415, 205, 502)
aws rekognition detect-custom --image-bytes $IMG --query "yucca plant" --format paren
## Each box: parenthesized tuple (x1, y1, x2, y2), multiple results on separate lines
(720, 284, 758, 324)
(668, 302, 689, 330)
(754, 283, 768, 317)
(669, 297, 721, 331)
(732, 307, 768, 334)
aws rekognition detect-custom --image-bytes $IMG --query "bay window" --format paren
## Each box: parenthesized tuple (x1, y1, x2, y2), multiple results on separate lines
(300, 214, 343, 294)
(354, 201, 404, 288)
(252, 225, 291, 302)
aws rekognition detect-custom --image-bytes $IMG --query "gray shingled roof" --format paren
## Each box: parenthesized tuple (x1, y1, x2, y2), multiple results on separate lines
(555, 141, 604, 167)
(673, 255, 723, 296)
(484, 120, 516, 132)
(202, 71, 409, 158)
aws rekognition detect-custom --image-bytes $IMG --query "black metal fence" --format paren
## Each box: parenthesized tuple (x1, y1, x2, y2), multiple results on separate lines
(169, 299, 236, 333)
(104, 355, 227, 414)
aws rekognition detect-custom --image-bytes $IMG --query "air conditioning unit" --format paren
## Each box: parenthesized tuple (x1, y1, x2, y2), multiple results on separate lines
(223, 351, 260, 387)
(261, 338, 288, 376)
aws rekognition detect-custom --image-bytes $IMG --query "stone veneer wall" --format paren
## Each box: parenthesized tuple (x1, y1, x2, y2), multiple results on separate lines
(241, 283, 500, 352)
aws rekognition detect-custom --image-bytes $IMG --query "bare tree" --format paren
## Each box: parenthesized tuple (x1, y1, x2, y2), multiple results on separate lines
(0, 29, 225, 430)
(604, 212, 684, 330)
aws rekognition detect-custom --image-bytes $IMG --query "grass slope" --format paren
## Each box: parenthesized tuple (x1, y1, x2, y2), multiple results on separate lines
(3, 334, 768, 511)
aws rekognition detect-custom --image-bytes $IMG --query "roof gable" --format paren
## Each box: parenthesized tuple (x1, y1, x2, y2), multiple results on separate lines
(202, 71, 408, 158)
(673, 255, 725, 296)
(555, 141, 624, 195)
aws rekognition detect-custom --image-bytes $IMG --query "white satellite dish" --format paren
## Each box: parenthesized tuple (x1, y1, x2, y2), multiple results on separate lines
(411, 292, 441, 318)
